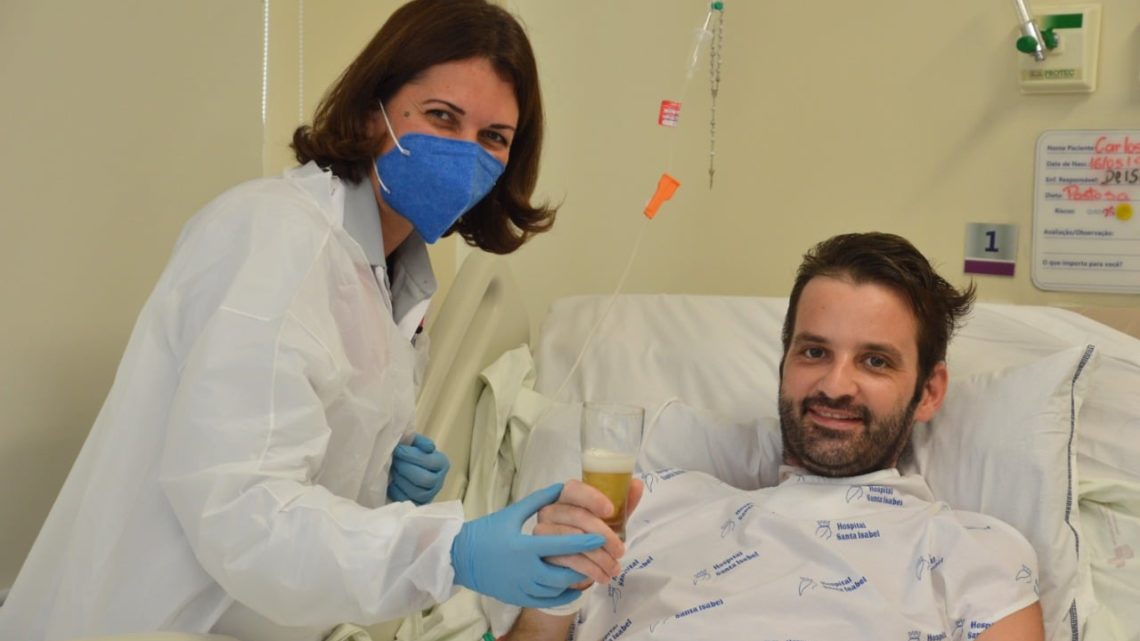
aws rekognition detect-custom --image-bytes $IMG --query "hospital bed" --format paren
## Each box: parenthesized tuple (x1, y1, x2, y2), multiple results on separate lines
(11, 252, 1137, 641)
(405, 252, 1140, 641)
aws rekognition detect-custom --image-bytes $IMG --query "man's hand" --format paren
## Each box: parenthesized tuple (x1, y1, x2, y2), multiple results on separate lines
(534, 478, 645, 587)
(500, 609, 575, 641)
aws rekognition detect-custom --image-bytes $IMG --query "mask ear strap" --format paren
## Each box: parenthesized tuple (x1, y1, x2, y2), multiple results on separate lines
(378, 101, 410, 156)
(372, 159, 391, 195)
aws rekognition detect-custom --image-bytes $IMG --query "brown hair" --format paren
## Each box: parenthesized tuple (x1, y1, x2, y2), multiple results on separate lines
(291, 0, 555, 254)
(781, 233, 976, 383)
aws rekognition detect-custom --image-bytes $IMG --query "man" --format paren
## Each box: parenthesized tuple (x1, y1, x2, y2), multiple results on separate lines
(510, 232, 1045, 641)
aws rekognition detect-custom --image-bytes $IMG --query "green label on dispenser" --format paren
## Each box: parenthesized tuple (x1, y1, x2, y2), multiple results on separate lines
(1040, 13, 1083, 30)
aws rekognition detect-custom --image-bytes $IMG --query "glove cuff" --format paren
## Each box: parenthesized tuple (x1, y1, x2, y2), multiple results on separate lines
(450, 520, 477, 592)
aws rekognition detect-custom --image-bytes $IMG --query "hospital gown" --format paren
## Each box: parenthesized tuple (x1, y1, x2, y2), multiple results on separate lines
(572, 468, 1040, 641)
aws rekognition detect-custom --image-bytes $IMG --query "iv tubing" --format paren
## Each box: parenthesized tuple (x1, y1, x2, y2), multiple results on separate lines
(548, 220, 650, 404)
(544, 4, 717, 409)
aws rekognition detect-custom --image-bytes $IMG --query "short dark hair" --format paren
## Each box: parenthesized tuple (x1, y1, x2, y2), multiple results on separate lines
(781, 233, 976, 382)
(291, 0, 555, 254)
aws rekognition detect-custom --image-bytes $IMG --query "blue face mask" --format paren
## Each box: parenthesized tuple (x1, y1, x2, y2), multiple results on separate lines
(374, 103, 506, 244)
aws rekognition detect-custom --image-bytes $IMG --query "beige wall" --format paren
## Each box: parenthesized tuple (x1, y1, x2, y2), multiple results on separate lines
(501, 0, 1140, 336)
(0, 0, 263, 591)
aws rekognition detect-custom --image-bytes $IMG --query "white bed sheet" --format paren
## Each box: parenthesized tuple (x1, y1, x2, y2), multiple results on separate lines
(1081, 478, 1140, 641)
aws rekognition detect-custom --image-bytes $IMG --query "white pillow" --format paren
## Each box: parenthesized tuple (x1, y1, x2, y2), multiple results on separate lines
(980, 306, 1140, 487)
(533, 295, 788, 424)
(909, 344, 1098, 641)
(513, 400, 783, 499)
(636, 400, 782, 490)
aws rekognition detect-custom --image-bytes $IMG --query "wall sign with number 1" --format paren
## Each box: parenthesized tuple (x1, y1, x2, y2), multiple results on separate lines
(965, 223, 1018, 277)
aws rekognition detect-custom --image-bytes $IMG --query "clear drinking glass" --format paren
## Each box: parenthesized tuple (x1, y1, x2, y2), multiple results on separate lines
(580, 402, 644, 540)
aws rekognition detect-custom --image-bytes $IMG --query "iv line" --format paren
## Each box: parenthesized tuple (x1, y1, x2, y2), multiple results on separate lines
(548, 221, 650, 404)
(545, 3, 723, 407)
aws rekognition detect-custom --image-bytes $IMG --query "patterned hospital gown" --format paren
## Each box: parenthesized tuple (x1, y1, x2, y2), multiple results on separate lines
(571, 468, 1040, 641)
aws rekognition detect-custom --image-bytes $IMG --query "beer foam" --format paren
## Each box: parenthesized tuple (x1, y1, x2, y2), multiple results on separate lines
(582, 448, 636, 473)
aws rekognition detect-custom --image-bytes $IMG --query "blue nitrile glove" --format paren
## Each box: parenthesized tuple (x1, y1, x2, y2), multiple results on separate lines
(450, 483, 604, 608)
(388, 434, 450, 505)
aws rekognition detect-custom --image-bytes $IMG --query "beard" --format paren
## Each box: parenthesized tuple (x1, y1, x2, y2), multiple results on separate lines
(778, 389, 920, 478)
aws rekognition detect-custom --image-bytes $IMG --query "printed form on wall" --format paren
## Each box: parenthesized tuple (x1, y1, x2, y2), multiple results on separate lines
(1033, 130, 1140, 293)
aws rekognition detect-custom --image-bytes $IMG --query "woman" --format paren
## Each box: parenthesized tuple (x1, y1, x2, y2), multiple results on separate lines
(0, 2, 623, 640)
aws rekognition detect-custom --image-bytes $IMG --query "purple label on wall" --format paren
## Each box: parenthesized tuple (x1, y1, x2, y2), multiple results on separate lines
(964, 259, 1016, 276)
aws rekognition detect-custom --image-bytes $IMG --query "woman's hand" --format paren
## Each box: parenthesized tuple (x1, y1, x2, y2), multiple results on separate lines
(387, 434, 449, 505)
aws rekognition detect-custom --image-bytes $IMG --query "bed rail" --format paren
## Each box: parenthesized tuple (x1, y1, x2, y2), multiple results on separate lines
(415, 252, 530, 503)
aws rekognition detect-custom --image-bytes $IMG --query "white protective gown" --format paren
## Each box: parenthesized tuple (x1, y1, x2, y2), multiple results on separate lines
(0, 162, 464, 641)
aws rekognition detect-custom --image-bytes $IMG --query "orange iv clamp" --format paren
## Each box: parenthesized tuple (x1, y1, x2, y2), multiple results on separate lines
(643, 173, 680, 220)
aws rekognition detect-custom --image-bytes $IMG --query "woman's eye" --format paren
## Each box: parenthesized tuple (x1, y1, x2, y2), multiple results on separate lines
(482, 130, 510, 147)
(425, 109, 456, 125)
(803, 347, 825, 359)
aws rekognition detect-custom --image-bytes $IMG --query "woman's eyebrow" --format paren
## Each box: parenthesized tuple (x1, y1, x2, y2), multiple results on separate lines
(421, 98, 465, 115)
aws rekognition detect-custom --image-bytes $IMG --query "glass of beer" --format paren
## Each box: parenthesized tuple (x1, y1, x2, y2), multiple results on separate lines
(580, 402, 644, 540)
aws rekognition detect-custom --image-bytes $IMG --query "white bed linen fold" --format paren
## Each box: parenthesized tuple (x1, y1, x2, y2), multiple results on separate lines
(397, 346, 539, 641)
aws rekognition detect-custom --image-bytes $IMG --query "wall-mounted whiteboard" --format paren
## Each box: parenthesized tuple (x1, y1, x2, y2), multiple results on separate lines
(1032, 130, 1140, 293)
